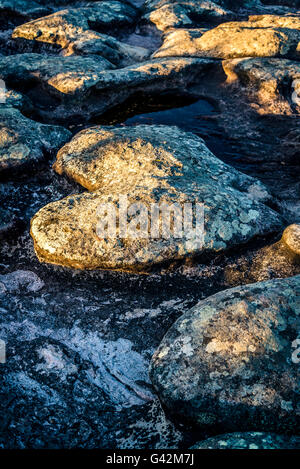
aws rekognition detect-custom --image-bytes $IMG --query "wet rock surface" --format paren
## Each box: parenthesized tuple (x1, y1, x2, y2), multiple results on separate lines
(0, 0, 299, 450)
(150, 275, 300, 434)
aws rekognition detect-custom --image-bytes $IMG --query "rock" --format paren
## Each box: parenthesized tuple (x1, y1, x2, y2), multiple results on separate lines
(0, 53, 114, 97)
(224, 224, 300, 284)
(0, 88, 32, 112)
(150, 275, 300, 433)
(0, 207, 22, 239)
(143, 0, 233, 31)
(222, 57, 300, 114)
(0, 106, 71, 176)
(153, 15, 300, 59)
(282, 224, 300, 257)
(0, 270, 44, 294)
(0, 54, 216, 121)
(0, 278, 186, 449)
(0, 0, 50, 21)
(30, 125, 282, 271)
(12, 2, 148, 66)
(191, 432, 300, 449)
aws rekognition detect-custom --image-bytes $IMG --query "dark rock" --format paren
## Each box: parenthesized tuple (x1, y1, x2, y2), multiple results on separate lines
(0, 106, 71, 176)
(191, 432, 300, 449)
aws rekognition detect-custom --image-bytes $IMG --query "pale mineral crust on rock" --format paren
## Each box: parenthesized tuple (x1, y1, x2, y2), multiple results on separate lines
(150, 275, 300, 433)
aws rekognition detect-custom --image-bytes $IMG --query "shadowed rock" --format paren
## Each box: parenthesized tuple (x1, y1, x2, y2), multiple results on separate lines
(150, 275, 300, 433)
(0, 106, 71, 176)
(224, 224, 300, 284)
(30, 125, 282, 271)
(0, 0, 50, 20)
(0, 207, 21, 239)
(153, 15, 300, 59)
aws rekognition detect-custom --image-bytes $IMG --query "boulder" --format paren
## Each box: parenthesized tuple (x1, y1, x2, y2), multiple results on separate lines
(30, 125, 282, 271)
(12, 2, 148, 66)
(143, 0, 233, 31)
(0, 106, 71, 176)
(153, 15, 300, 59)
(0, 53, 114, 96)
(150, 275, 300, 433)
(0, 54, 217, 121)
(191, 432, 300, 449)
(222, 57, 300, 114)
(282, 224, 300, 257)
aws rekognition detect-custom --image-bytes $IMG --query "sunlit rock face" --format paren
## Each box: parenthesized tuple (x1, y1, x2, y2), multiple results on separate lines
(0, 53, 115, 96)
(191, 432, 300, 449)
(143, 0, 233, 31)
(0, 106, 71, 176)
(222, 57, 300, 115)
(30, 125, 282, 271)
(150, 275, 300, 433)
(282, 224, 300, 257)
(12, 2, 149, 66)
(0, 54, 216, 121)
(153, 15, 300, 59)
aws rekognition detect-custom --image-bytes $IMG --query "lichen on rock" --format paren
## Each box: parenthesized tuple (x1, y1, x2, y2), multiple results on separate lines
(30, 125, 282, 271)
